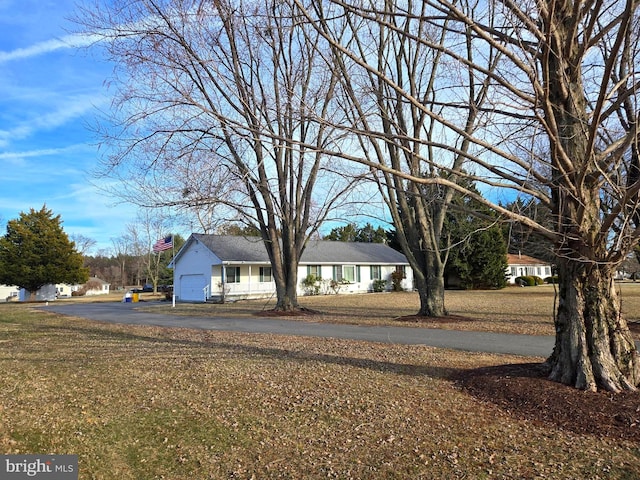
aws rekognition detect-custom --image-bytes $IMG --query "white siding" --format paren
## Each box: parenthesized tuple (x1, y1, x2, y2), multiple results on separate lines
(298, 264, 413, 295)
(506, 264, 552, 284)
(0, 285, 19, 302)
(173, 239, 220, 302)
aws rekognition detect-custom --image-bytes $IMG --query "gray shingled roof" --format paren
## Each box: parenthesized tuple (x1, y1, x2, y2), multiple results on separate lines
(191, 234, 408, 264)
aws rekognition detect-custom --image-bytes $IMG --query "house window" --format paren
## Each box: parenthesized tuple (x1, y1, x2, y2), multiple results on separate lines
(333, 265, 361, 283)
(307, 265, 321, 278)
(226, 266, 241, 283)
(343, 265, 356, 283)
(370, 265, 381, 280)
(332, 265, 343, 282)
(260, 267, 272, 283)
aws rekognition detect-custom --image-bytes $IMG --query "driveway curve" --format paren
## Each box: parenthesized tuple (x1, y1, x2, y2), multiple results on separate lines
(42, 301, 556, 357)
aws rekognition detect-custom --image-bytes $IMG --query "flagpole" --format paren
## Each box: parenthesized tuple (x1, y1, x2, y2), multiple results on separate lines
(171, 234, 176, 308)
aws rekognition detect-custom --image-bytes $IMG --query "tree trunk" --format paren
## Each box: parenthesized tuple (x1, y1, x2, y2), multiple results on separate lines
(546, 260, 640, 392)
(414, 252, 447, 317)
(268, 227, 301, 312)
(416, 274, 446, 317)
(273, 261, 299, 311)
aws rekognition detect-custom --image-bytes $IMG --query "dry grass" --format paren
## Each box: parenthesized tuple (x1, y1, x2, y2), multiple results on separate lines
(1, 301, 639, 479)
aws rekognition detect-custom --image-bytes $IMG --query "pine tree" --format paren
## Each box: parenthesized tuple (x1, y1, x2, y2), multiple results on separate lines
(0, 206, 89, 299)
(448, 226, 508, 289)
(444, 181, 508, 289)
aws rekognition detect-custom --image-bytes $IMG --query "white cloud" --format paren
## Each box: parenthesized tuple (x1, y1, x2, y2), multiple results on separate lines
(0, 147, 72, 166)
(0, 93, 107, 148)
(0, 33, 103, 64)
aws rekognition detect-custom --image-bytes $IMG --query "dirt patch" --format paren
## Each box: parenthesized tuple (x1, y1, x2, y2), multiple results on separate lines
(456, 362, 640, 442)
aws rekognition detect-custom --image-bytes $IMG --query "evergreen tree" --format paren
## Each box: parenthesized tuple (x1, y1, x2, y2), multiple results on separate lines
(0, 206, 88, 298)
(216, 223, 262, 237)
(447, 225, 508, 289)
(325, 223, 387, 243)
(444, 182, 508, 289)
(325, 223, 359, 242)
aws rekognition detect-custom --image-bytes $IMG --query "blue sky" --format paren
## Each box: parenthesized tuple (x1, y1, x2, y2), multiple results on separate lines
(0, 0, 135, 254)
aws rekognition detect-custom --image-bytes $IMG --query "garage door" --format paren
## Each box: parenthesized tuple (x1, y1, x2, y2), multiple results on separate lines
(179, 274, 207, 301)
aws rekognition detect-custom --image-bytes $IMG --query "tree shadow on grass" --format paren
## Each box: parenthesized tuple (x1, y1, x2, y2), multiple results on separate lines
(34, 319, 640, 443)
(35, 320, 460, 381)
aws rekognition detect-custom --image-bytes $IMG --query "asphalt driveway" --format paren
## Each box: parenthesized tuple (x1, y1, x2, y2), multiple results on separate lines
(42, 301, 556, 357)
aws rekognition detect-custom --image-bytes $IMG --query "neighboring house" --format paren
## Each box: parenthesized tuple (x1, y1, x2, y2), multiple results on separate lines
(0, 284, 19, 302)
(171, 234, 413, 302)
(506, 253, 552, 284)
(84, 277, 111, 296)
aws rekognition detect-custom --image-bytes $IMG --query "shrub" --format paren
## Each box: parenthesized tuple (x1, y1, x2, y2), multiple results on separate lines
(514, 276, 536, 286)
(544, 276, 559, 284)
(372, 279, 387, 293)
(301, 274, 321, 296)
(532, 276, 544, 285)
(390, 270, 405, 292)
(328, 279, 343, 295)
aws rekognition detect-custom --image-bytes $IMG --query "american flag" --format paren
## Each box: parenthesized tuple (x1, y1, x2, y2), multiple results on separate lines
(153, 235, 173, 253)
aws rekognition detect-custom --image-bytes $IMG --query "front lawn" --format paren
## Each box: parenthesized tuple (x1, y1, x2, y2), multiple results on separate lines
(0, 303, 639, 479)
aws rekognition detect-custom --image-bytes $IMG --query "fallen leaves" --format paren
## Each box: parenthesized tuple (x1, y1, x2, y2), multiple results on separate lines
(0, 303, 639, 478)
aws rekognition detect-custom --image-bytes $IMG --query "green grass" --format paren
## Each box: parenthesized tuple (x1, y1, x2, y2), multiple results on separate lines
(0, 302, 639, 479)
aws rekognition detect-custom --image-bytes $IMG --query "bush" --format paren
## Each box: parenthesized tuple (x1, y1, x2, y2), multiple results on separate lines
(544, 276, 559, 284)
(372, 279, 387, 293)
(390, 270, 405, 292)
(532, 276, 544, 286)
(514, 276, 536, 286)
(301, 274, 321, 296)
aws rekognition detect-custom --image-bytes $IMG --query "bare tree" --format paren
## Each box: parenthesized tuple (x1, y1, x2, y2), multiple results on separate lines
(304, 0, 502, 316)
(70, 234, 98, 256)
(110, 236, 131, 289)
(78, 0, 360, 311)
(124, 210, 173, 292)
(301, 0, 640, 391)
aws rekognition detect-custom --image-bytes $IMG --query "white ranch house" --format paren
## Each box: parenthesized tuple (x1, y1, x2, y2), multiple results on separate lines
(171, 234, 413, 302)
(506, 253, 553, 284)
